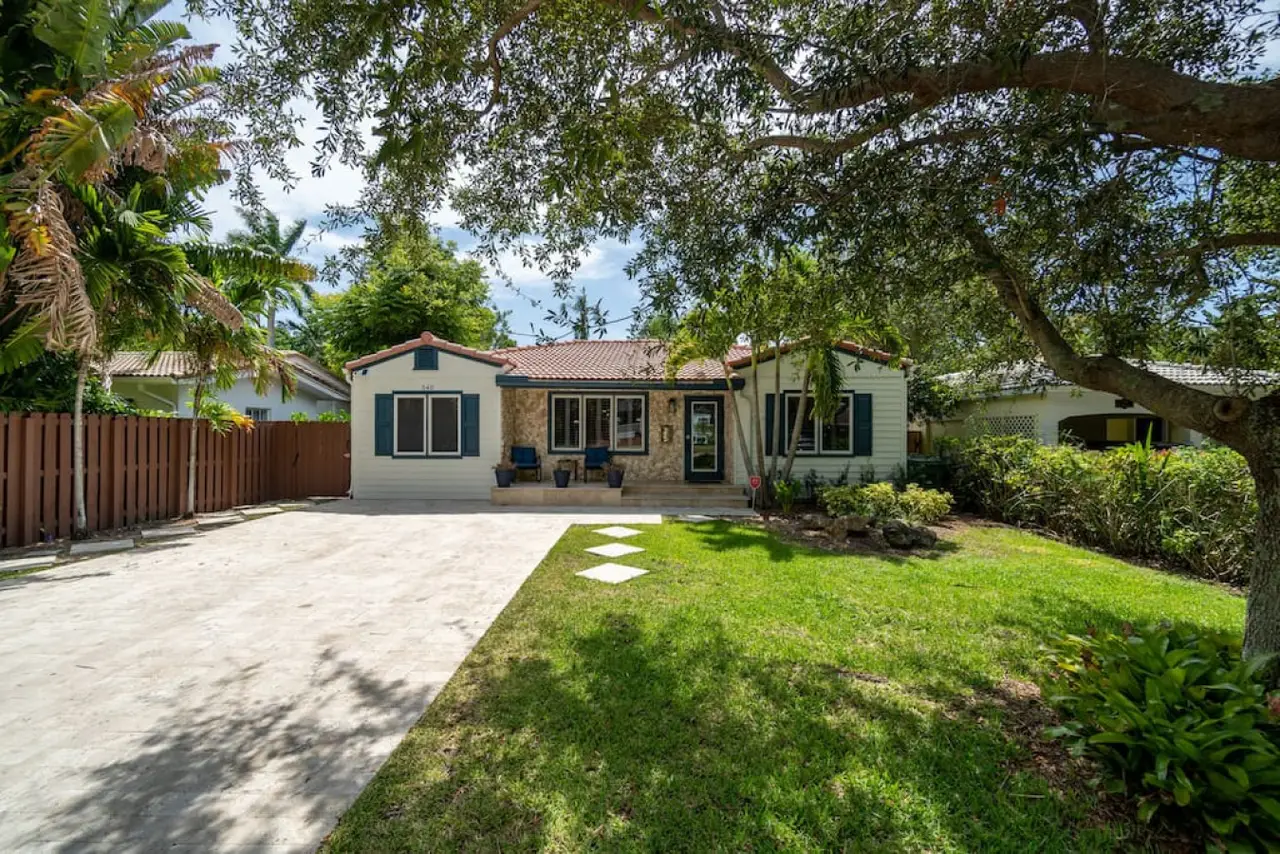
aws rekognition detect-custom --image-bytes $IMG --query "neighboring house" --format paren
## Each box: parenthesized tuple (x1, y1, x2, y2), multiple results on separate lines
(345, 332, 908, 500)
(926, 361, 1280, 450)
(105, 351, 351, 421)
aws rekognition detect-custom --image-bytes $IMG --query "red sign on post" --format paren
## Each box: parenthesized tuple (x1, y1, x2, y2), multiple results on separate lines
(748, 475, 762, 491)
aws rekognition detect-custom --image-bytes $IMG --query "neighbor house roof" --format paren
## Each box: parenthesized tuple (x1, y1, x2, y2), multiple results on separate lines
(344, 332, 515, 372)
(941, 360, 1280, 397)
(106, 350, 350, 398)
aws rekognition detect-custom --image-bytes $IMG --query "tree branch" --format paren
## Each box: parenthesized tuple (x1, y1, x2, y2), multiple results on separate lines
(960, 220, 1254, 448)
(1179, 231, 1280, 256)
(606, 0, 803, 102)
(483, 0, 546, 113)
(793, 52, 1280, 161)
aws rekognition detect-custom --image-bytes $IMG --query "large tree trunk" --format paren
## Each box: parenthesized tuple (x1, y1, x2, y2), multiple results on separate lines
(185, 377, 205, 518)
(723, 363, 755, 480)
(1245, 458, 1280, 663)
(781, 367, 812, 483)
(72, 358, 89, 539)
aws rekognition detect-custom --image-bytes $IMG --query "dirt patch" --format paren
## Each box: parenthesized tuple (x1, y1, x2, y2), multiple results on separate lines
(954, 679, 1203, 852)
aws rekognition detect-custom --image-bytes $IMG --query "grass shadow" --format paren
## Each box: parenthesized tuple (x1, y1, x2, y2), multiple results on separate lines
(325, 612, 1126, 852)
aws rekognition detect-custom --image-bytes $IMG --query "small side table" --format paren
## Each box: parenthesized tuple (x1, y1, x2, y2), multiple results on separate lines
(558, 458, 581, 482)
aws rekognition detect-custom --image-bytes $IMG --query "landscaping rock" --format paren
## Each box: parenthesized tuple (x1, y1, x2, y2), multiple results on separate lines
(881, 519, 938, 550)
(825, 515, 870, 539)
(799, 513, 827, 530)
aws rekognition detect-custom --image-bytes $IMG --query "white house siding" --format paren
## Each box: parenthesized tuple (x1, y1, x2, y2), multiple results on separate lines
(931, 387, 1202, 448)
(732, 351, 909, 485)
(349, 348, 502, 500)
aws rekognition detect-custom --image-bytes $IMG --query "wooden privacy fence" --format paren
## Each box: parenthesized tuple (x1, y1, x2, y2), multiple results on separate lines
(0, 414, 350, 548)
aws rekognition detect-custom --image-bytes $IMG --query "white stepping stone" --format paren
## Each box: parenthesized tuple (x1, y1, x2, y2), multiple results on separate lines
(585, 542, 645, 558)
(593, 525, 643, 538)
(0, 554, 58, 573)
(241, 506, 283, 518)
(140, 526, 196, 540)
(678, 514, 715, 523)
(577, 563, 648, 584)
(69, 539, 134, 556)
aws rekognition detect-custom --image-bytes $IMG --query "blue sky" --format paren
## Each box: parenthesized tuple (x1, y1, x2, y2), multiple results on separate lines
(174, 3, 643, 343)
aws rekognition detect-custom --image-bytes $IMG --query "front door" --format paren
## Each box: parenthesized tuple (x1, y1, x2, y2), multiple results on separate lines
(684, 397, 724, 482)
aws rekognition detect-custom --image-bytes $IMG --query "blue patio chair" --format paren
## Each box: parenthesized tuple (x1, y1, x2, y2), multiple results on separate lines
(510, 445, 542, 481)
(584, 446, 610, 482)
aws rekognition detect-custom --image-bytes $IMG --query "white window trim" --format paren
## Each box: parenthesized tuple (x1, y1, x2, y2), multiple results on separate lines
(246, 407, 271, 422)
(393, 393, 427, 457)
(550, 393, 645, 453)
(428, 394, 462, 456)
(784, 391, 854, 455)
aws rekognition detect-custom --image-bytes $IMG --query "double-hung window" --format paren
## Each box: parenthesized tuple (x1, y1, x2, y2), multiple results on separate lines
(784, 392, 853, 455)
(550, 394, 645, 452)
(394, 393, 461, 456)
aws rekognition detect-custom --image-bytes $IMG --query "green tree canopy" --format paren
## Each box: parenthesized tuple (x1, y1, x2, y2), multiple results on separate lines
(205, 0, 1280, 662)
(285, 227, 512, 370)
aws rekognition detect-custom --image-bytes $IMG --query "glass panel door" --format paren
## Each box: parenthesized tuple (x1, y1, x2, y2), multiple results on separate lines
(687, 400, 720, 480)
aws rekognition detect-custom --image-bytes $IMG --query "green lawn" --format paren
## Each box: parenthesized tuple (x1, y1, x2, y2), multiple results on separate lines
(323, 521, 1244, 853)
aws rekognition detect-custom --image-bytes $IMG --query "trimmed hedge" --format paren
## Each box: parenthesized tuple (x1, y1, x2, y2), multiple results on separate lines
(819, 482, 953, 524)
(942, 437, 1255, 585)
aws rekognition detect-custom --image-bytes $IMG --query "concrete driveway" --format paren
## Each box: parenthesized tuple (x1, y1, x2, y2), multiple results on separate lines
(0, 501, 664, 853)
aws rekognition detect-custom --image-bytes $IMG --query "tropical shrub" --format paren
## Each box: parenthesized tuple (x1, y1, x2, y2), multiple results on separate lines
(772, 479, 797, 513)
(818, 482, 952, 524)
(1043, 625, 1280, 848)
(942, 436, 1255, 585)
(290, 411, 311, 423)
(897, 484, 953, 525)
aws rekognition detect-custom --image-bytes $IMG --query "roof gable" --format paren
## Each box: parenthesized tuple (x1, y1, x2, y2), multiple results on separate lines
(344, 332, 513, 372)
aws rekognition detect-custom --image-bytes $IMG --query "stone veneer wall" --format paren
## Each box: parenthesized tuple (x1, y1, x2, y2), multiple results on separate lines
(501, 387, 735, 483)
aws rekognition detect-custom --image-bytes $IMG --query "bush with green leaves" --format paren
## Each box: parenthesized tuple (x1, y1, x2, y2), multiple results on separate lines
(942, 436, 1255, 585)
(1043, 625, 1280, 848)
(772, 479, 797, 513)
(818, 482, 952, 524)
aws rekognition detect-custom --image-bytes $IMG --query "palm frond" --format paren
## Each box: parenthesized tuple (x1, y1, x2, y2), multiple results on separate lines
(3, 179, 95, 353)
(0, 317, 51, 374)
(806, 344, 846, 423)
(27, 94, 137, 182)
(31, 0, 114, 77)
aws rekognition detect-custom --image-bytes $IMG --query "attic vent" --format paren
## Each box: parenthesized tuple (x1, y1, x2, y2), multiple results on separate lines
(976, 415, 1039, 440)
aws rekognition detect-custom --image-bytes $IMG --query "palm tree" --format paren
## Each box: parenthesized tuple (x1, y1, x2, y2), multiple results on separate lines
(226, 208, 313, 346)
(1, 0, 243, 536)
(666, 302, 756, 481)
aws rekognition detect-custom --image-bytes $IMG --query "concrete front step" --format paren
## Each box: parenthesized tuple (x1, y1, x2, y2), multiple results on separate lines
(621, 496, 751, 508)
(622, 483, 745, 496)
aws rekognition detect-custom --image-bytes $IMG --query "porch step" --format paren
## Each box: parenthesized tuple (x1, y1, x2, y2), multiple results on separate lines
(622, 482, 745, 497)
(620, 495, 751, 508)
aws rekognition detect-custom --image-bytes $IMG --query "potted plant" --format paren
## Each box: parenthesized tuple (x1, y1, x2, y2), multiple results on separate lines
(493, 460, 517, 488)
(553, 460, 574, 488)
(604, 461, 626, 489)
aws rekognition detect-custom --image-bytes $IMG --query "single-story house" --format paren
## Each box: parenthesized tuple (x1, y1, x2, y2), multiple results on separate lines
(105, 351, 350, 421)
(344, 333, 908, 500)
(926, 360, 1280, 450)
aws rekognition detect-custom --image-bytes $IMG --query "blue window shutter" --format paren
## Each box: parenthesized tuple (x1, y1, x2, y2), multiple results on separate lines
(374, 394, 394, 456)
(414, 347, 438, 370)
(853, 393, 873, 456)
(764, 394, 776, 456)
(461, 394, 481, 457)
